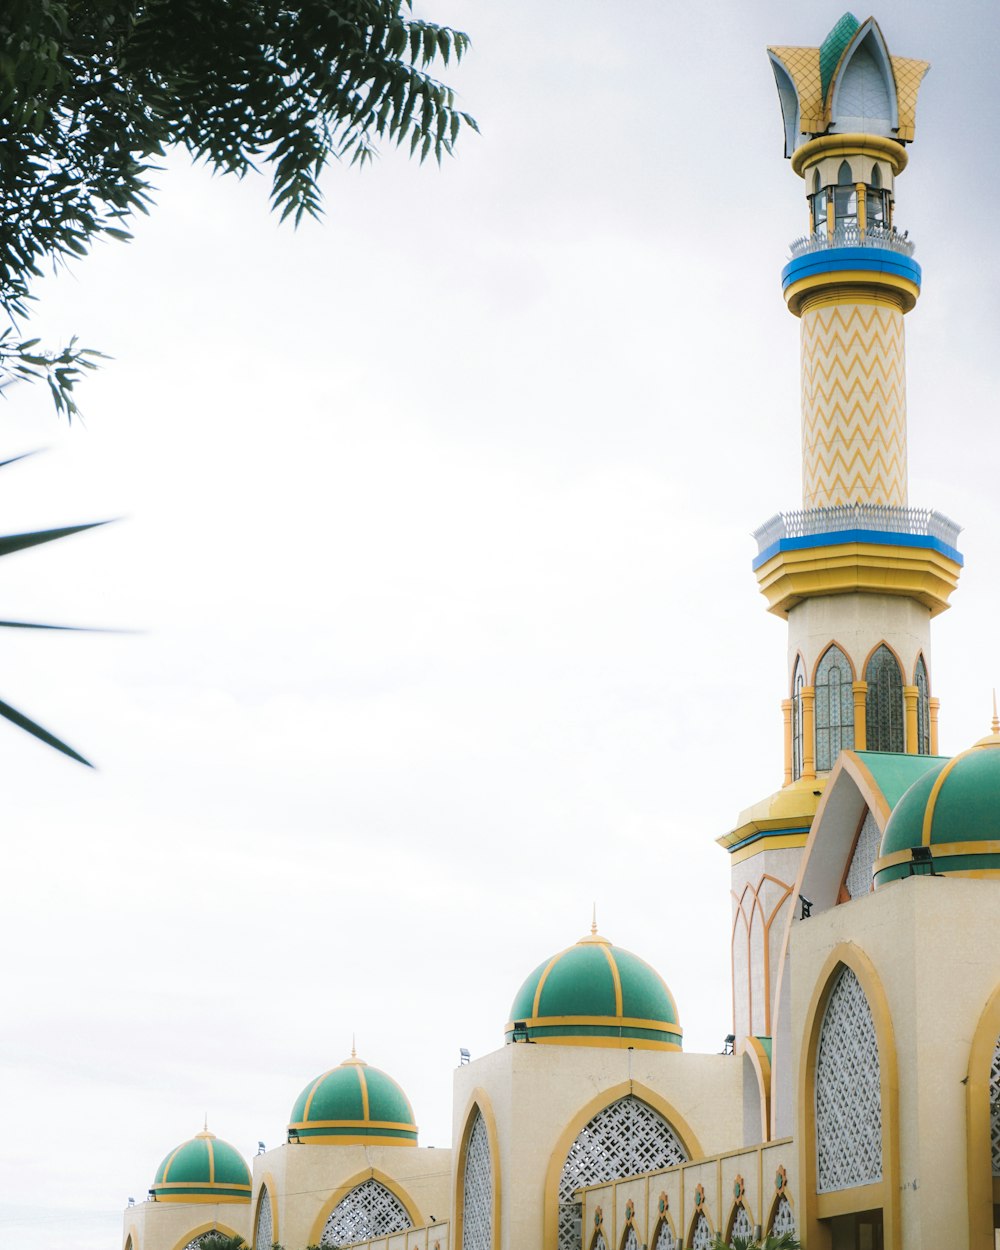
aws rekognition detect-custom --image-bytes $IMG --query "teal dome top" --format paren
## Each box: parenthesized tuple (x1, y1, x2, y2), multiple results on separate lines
(288, 1052, 417, 1145)
(505, 927, 682, 1050)
(874, 727, 1000, 887)
(152, 1129, 251, 1203)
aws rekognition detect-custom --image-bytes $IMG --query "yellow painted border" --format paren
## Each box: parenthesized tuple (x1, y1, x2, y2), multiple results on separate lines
(454, 1089, 501, 1250)
(785, 271, 919, 317)
(288, 1118, 418, 1131)
(791, 133, 908, 177)
(744, 1038, 772, 1144)
(729, 833, 809, 866)
(966, 981, 1000, 1249)
(168, 1222, 241, 1250)
(505, 1014, 682, 1034)
(254, 1175, 278, 1250)
(797, 944, 900, 1250)
(294, 1131, 418, 1147)
(307, 1167, 424, 1247)
(542, 1082, 703, 1250)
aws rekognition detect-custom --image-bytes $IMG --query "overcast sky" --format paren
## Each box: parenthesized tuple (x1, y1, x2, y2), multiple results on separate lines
(3, 3, 1000, 1248)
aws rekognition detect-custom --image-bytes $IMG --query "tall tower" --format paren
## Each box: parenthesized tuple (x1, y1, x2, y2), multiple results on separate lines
(721, 13, 963, 1053)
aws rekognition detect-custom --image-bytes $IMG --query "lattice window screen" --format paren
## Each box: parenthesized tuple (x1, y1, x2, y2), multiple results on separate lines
(815, 966, 883, 1191)
(845, 809, 880, 899)
(184, 1235, 236, 1250)
(321, 1178, 412, 1246)
(592, 1236, 608, 1250)
(815, 645, 855, 770)
(769, 1195, 796, 1236)
(866, 644, 904, 752)
(690, 1213, 713, 1250)
(254, 1186, 273, 1250)
(557, 1097, 686, 1250)
(622, 1227, 639, 1250)
(463, 1109, 493, 1250)
(792, 658, 805, 780)
(654, 1220, 676, 1250)
(915, 655, 931, 755)
(730, 1204, 753, 1239)
(990, 1034, 1000, 1175)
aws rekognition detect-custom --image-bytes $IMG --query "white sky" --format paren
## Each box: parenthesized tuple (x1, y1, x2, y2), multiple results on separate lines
(2, 3, 1000, 1247)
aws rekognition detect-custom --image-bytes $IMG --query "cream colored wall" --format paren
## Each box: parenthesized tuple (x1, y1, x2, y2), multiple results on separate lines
(788, 877, 1000, 1249)
(121, 1199, 250, 1250)
(253, 1142, 452, 1250)
(453, 1041, 743, 1250)
(786, 592, 931, 697)
(578, 1139, 798, 1248)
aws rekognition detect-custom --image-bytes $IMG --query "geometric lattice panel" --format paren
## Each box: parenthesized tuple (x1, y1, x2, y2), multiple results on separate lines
(845, 809, 881, 900)
(690, 1212, 713, 1250)
(770, 1195, 796, 1237)
(990, 1034, 1000, 1176)
(730, 1204, 753, 1239)
(558, 1097, 687, 1250)
(321, 1178, 411, 1246)
(592, 1236, 608, 1250)
(654, 1220, 676, 1250)
(623, 1228, 639, 1250)
(463, 1109, 493, 1250)
(815, 644, 855, 771)
(815, 966, 883, 1192)
(865, 645, 904, 753)
(254, 1186, 273, 1250)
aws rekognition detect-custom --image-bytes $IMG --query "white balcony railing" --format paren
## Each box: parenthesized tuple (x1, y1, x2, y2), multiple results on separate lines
(753, 505, 961, 556)
(788, 224, 916, 258)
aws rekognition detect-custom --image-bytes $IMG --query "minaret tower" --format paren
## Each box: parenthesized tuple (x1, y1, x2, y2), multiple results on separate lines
(720, 14, 963, 1053)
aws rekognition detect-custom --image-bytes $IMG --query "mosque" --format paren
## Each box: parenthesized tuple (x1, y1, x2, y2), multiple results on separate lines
(121, 15, 1000, 1250)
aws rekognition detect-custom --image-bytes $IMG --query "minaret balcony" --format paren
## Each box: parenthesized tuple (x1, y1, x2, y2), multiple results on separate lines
(781, 228, 921, 315)
(751, 505, 963, 618)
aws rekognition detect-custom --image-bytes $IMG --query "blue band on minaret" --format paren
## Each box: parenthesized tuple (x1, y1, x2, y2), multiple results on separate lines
(781, 248, 922, 292)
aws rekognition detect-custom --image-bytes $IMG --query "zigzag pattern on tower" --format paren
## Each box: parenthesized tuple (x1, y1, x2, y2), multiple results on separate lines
(800, 303, 908, 508)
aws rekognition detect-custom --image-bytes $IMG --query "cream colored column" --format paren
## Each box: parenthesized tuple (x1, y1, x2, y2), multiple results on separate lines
(801, 688, 816, 779)
(904, 684, 919, 754)
(781, 699, 793, 786)
(799, 297, 908, 508)
(930, 697, 941, 754)
(852, 681, 868, 751)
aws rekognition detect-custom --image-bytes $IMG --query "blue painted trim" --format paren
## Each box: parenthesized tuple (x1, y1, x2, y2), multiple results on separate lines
(781, 248, 922, 291)
(726, 826, 812, 855)
(752, 528, 964, 571)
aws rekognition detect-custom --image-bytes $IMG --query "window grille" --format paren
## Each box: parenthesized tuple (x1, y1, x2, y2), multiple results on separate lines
(865, 645, 904, 752)
(593, 1235, 608, 1250)
(815, 966, 883, 1191)
(184, 1235, 236, 1250)
(815, 645, 854, 770)
(557, 1097, 687, 1250)
(769, 1195, 796, 1237)
(690, 1213, 713, 1249)
(730, 1204, 753, 1239)
(915, 655, 930, 755)
(845, 809, 880, 899)
(990, 1034, 1000, 1175)
(622, 1227, 639, 1250)
(321, 1178, 411, 1246)
(255, 1187, 273, 1250)
(653, 1219, 676, 1250)
(792, 658, 805, 780)
(462, 1109, 493, 1250)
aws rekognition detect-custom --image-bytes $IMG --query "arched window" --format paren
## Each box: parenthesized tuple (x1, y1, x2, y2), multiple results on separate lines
(815, 966, 883, 1192)
(769, 1195, 796, 1236)
(915, 655, 931, 755)
(462, 1109, 493, 1250)
(653, 1218, 676, 1249)
(865, 645, 904, 752)
(729, 1204, 753, 1239)
(989, 1033, 1000, 1177)
(592, 1235, 609, 1250)
(871, 164, 882, 188)
(184, 1234, 238, 1250)
(834, 159, 857, 229)
(254, 1186, 273, 1250)
(813, 169, 821, 194)
(838, 160, 853, 184)
(689, 1212, 714, 1249)
(792, 657, 805, 781)
(815, 645, 854, 771)
(557, 1097, 687, 1250)
(321, 1179, 411, 1246)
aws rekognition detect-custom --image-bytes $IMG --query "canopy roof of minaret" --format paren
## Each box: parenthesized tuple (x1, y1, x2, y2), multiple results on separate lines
(768, 13, 929, 157)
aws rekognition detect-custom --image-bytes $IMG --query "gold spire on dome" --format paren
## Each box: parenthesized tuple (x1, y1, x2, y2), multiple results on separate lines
(973, 691, 1000, 747)
(197, 1115, 214, 1139)
(579, 903, 610, 945)
(341, 1037, 366, 1066)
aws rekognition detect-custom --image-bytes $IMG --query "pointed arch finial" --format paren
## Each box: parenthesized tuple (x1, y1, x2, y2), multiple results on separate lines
(591, 902, 598, 936)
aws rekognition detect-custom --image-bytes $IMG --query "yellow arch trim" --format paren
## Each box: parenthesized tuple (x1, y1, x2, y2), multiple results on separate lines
(797, 943, 900, 1250)
(651, 1213, 677, 1246)
(306, 1166, 424, 1247)
(921, 750, 967, 845)
(542, 1081, 703, 1250)
(254, 1174, 279, 1249)
(167, 1222, 240, 1250)
(454, 1088, 501, 1250)
(744, 1037, 772, 1144)
(725, 1200, 754, 1241)
(965, 980, 1000, 1248)
(123, 1227, 138, 1250)
(357, 1063, 370, 1120)
(765, 1188, 796, 1236)
(688, 1207, 716, 1243)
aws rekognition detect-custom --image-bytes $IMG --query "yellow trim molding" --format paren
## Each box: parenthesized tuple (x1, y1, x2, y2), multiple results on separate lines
(785, 271, 919, 317)
(791, 133, 908, 177)
(754, 540, 961, 618)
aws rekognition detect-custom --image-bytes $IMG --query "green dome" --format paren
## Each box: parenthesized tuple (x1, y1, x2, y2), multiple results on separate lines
(152, 1130, 251, 1203)
(505, 928, 682, 1050)
(288, 1053, 417, 1145)
(874, 730, 1000, 887)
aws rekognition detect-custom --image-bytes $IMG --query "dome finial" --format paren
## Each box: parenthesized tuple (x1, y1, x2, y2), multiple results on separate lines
(992, 688, 998, 736)
(591, 901, 598, 936)
(351, 1033, 357, 1060)
(204, 1113, 208, 1133)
